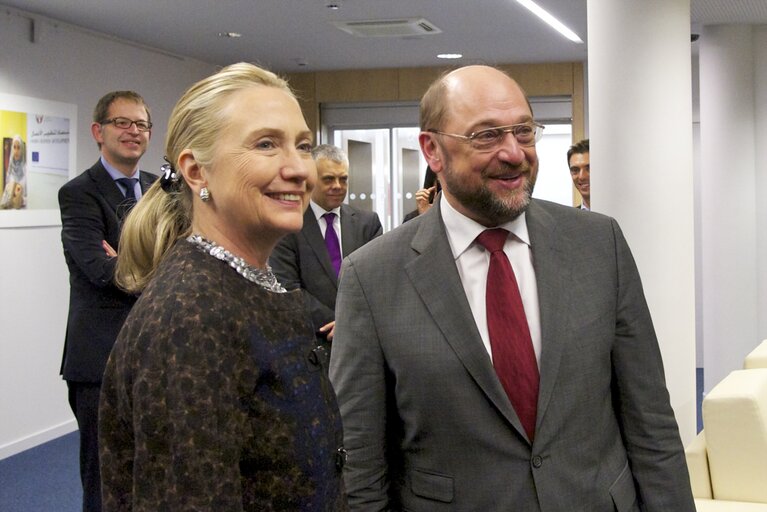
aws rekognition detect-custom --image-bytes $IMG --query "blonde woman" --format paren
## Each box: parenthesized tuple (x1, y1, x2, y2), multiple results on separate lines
(1, 135, 27, 209)
(99, 63, 347, 511)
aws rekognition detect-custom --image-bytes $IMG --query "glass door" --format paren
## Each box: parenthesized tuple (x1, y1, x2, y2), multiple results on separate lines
(331, 126, 424, 231)
(321, 97, 576, 231)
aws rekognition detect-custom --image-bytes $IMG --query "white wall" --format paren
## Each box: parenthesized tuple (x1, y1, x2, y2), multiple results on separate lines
(588, 0, 697, 444)
(0, 7, 216, 458)
(698, 24, 767, 394)
(755, 26, 767, 342)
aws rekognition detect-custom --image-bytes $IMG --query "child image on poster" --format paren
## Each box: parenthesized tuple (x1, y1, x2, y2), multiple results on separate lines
(1, 135, 27, 209)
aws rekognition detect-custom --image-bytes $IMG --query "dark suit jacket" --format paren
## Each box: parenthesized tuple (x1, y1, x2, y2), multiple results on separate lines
(58, 160, 157, 383)
(329, 199, 695, 511)
(270, 204, 382, 333)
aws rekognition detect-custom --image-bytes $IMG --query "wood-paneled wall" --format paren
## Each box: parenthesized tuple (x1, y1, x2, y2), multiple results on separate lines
(285, 62, 585, 142)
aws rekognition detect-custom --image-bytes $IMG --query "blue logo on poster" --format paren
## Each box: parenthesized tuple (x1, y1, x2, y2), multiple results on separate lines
(32, 151, 39, 162)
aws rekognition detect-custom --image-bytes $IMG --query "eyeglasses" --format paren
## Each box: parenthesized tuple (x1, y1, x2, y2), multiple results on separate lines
(428, 122, 544, 151)
(102, 117, 152, 132)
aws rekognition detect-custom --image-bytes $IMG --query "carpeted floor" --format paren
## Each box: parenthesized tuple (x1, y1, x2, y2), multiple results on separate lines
(0, 431, 81, 512)
(0, 369, 706, 511)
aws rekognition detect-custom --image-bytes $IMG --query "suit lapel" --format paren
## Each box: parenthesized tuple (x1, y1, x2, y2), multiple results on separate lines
(138, 171, 155, 194)
(525, 200, 572, 433)
(301, 208, 338, 283)
(340, 204, 361, 256)
(405, 204, 526, 436)
(88, 161, 130, 219)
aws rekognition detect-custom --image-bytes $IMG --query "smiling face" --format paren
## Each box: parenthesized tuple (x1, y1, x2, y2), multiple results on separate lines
(11, 139, 22, 162)
(201, 85, 316, 249)
(569, 151, 590, 206)
(312, 157, 349, 211)
(421, 66, 539, 227)
(91, 98, 150, 175)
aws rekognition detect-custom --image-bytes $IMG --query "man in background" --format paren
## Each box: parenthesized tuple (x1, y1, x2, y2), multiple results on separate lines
(568, 138, 590, 210)
(330, 66, 693, 510)
(58, 91, 157, 512)
(270, 144, 381, 343)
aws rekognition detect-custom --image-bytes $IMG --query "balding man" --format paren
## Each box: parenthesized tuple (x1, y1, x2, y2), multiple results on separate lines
(329, 66, 694, 511)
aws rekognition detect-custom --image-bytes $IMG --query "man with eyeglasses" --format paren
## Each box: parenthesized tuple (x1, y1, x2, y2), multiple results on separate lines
(58, 91, 157, 512)
(330, 66, 694, 511)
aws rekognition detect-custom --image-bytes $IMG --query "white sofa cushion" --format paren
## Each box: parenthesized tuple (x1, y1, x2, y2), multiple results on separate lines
(695, 498, 767, 511)
(685, 430, 712, 499)
(744, 339, 767, 369)
(702, 369, 767, 503)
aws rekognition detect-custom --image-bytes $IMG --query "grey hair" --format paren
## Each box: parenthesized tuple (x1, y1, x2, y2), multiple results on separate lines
(311, 144, 348, 166)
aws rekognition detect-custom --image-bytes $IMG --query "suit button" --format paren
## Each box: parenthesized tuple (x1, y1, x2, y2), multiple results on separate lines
(532, 455, 543, 468)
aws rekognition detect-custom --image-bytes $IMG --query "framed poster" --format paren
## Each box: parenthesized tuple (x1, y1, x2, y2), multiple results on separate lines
(0, 93, 77, 228)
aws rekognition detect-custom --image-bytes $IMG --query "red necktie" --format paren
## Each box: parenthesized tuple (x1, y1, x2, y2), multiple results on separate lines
(476, 228, 539, 441)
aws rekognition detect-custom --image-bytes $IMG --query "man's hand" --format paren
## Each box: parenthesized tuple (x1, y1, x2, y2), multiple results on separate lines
(319, 320, 336, 341)
(102, 240, 117, 257)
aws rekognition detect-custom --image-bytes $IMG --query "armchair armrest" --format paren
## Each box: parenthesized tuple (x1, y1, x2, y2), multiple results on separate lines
(744, 339, 767, 369)
(685, 430, 712, 499)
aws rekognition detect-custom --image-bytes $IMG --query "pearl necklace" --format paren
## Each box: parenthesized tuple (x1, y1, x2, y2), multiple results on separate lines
(187, 234, 286, 293)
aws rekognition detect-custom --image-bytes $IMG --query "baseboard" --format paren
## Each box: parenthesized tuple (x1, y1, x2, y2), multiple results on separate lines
(0, 419, 78, 460)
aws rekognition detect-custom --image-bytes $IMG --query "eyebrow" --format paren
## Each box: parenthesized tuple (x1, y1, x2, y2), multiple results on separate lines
(469, 115, 535, 132)
(246, 127, 313, 142)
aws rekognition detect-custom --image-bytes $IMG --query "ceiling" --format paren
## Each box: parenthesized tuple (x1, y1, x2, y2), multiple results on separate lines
(2, 0, 767, 73)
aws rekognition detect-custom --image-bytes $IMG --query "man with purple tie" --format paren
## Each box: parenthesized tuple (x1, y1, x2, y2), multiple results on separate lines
(270, 144, 382, 343)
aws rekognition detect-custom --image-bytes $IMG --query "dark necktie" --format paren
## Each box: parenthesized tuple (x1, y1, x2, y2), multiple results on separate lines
(476, 228, 539, 441)
(116, 178, 138, 206)
(323, 212, 342, 277)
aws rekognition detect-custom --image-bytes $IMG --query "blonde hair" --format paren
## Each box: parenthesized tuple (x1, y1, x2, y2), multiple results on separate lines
(115, 62, 293, 293)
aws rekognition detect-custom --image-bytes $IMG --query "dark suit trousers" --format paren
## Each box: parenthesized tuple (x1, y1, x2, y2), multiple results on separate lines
(68, 381, 102, 512)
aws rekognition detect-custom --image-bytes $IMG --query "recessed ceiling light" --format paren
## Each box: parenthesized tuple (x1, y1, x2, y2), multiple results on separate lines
(515, 0, 583, 43)
(327, 3, 340, 9)
(217, 32, 242, 38)
(438, 53, 463, 59)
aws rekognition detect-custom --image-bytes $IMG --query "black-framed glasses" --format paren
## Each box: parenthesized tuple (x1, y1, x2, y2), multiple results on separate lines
(102, 117, 152, 132)
(428, 122, 544, 151)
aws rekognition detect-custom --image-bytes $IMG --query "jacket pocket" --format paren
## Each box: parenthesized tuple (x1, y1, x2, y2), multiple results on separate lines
(410, 468, 454, 503)
(609, 462, 639, 511)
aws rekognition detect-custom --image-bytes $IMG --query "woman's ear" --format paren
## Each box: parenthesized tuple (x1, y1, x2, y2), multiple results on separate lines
(177, 149, 207, 198)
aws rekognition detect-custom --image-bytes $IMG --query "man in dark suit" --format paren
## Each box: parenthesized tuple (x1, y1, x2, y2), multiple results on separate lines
(329, 66, 695, 511)
(270, 144, 381, 342)
(568, 138, 590, 210)
(58, 91, 156, 512)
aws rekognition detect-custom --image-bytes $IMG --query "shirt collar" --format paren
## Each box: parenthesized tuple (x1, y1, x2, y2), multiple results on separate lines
(101, 156, 139, 181)
(440, 194, 530, 261)
(310, 200, 341, 221)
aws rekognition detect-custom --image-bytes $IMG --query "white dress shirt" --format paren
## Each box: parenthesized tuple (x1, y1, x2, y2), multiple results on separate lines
(310, 200, 343, 254)
(440, 195, 542, 367)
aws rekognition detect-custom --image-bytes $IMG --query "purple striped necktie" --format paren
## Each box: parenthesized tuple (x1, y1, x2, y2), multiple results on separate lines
(323, 212, 342, 277)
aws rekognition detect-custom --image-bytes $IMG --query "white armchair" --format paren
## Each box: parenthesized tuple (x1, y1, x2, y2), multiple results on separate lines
(685, 368, 767, 511)
(744, 339, 767, 369)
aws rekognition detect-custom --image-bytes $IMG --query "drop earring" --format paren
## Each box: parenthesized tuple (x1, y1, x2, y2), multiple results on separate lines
(199, 187, 211, 202)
